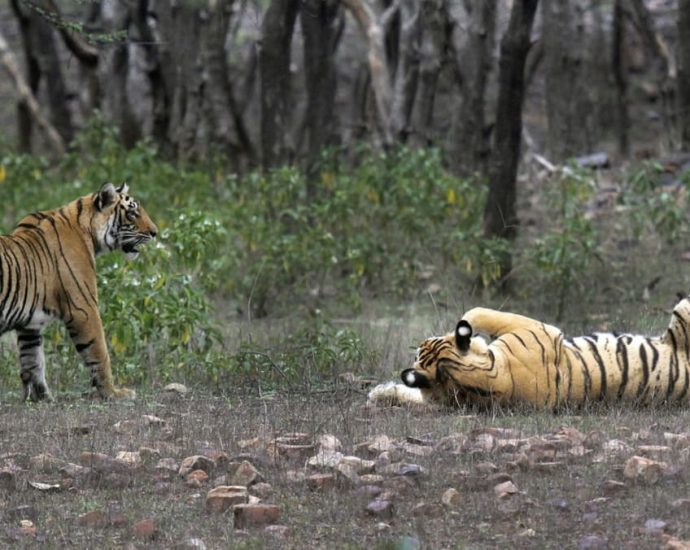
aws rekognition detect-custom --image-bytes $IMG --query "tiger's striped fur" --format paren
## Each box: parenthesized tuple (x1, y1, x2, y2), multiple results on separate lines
(1, 183, 157, 401)
(393, 300, 690, 409)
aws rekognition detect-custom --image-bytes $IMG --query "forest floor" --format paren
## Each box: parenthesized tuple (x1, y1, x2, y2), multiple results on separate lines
(3, 309, 690, 550)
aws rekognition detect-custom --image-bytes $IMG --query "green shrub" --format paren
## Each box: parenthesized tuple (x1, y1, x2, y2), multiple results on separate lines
(219, 318, 375, 393)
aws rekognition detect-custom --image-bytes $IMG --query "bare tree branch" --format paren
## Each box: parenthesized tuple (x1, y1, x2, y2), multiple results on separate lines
(341, 0, 393, 146)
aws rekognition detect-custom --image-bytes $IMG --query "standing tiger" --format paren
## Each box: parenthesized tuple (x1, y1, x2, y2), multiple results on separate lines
(1, 183, 157, 401)
(368, 299, 690, 409)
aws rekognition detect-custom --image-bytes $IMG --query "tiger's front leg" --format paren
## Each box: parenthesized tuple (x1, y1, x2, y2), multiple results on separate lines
(66, 312, 136, 400)
(17, 328, 53, 402)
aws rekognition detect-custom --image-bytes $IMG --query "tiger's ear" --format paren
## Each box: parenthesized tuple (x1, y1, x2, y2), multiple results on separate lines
(116, 183, 129, 194)
(455, 320, 472, 352)
(95, 183, 118, 211)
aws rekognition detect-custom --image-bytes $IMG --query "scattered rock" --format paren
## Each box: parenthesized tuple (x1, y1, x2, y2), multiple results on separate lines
(494, 480, 518, 499)
(156, 458, 179, 476)
(433, 437, 464, 457)
(317, 434, 342, 452)
(603, 479, 626, 495)
(233, 504, 280, 529)
(28, 480, 63, 492)
(671, 498, 690, 509)
(441, 488, 461, 508)
(230, 460, 263, 487)
(77, 510, 109, 529)
(79, 452, 130, 474)
(636, 445, 672, 459)
(366, 435, 395, 454)
(357, 485, 382, 497)
(603, 439, 632, 457)
(285, 470, 306, 484)
(186, 469, 209, 486)
(29, 453, 66, 474)
(641, 518, 667, 535)
(249, 482, 273, 499)
(335, 462, 361, 486)
(339, 456, 376, 474)
(164, 383, 188, 395)
(179, 456, 215, 477)
(142, 414, 165, 426)
(116, 451, 142, 468)
(487, 472, 512, 485)
(366, 499, 394, 518)
(663, 535, 690, 549)
(623, 455, 667, 484)
(139, 447, 161, 464)
(205, 486, 249, 513)
(276, 443, 315, 461)
(181, 538, 207, 549)
(376, 522, 392, 533)
(306, 473, 336, 490)
(663, 432, 690, 449)
(307, 450, 344, 470)
(401, 443, 434, 457)
(411, 501, 443, 517)
(131, 518, 156, 540)
(360, 474, 384, 485)
(378, 462, 425, 478)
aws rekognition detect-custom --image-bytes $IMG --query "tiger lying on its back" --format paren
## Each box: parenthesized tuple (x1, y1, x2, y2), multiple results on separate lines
(1, 183, 157, 401)
(369, 299, 690, 409)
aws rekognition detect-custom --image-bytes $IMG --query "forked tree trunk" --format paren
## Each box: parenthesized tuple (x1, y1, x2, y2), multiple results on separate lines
(483, 0, 539, 291)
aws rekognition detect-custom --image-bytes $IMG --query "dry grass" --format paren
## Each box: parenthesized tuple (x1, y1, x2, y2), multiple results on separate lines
(2, 386, 690, 549)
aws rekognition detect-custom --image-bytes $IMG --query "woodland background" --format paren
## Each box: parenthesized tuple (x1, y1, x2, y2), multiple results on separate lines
(1, 0, 690, 290)
(2, 3, 690, 548)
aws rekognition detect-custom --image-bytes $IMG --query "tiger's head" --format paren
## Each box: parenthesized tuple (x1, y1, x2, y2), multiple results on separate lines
(400, 320, 492, 404)
(91, 183, 157, 260)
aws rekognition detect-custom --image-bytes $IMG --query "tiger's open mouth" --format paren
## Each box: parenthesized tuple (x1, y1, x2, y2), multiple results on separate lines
(122, 234, 153, 256)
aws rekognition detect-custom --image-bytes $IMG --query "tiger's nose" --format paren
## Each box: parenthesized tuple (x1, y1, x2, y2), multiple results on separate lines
(147, 226, 158, 238)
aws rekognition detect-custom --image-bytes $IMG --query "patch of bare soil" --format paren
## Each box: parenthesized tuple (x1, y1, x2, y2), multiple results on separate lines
(1, 390, 690, 549)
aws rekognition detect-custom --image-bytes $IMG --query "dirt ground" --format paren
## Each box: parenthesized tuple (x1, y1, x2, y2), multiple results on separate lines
(1, 386, 690, 550)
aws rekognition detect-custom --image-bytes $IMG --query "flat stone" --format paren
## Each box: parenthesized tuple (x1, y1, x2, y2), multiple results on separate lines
(233, 504, 280, 529)
(205, 486, 248, 513)
(366, 499, 393, 518)
(131, 518, 156, 539)
(179, 456, 215, 477)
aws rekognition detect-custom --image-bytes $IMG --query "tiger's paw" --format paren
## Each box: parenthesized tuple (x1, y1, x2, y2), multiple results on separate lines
(367, 381, 426, 408)
(109, 387, 137, 400)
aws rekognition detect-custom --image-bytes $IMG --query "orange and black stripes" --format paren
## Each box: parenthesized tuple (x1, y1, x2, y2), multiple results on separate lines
(403, 300, 690, 409)
(0, 183, 156, 402)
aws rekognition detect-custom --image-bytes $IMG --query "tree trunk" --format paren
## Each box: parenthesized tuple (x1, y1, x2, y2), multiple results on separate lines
(300, 0, 342, 195)
(542, 0, 589, 161)
(409, 0, 446, 148)
(99, 1, 140, 149)
(389, 0, 421, 142)
(483, 0, 539, 290)
(613, 0, 630, 155)
(341, 0, 393, 146)
(0, 27, 65, 156)
(11, 0, 74, 150)
(452, 0, 497, 176)
(679, 0, 690, 149)
(260, 0, 299, 168)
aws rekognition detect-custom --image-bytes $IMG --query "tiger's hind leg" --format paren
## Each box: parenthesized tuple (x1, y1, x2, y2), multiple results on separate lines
(17, 328, 53, 402)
